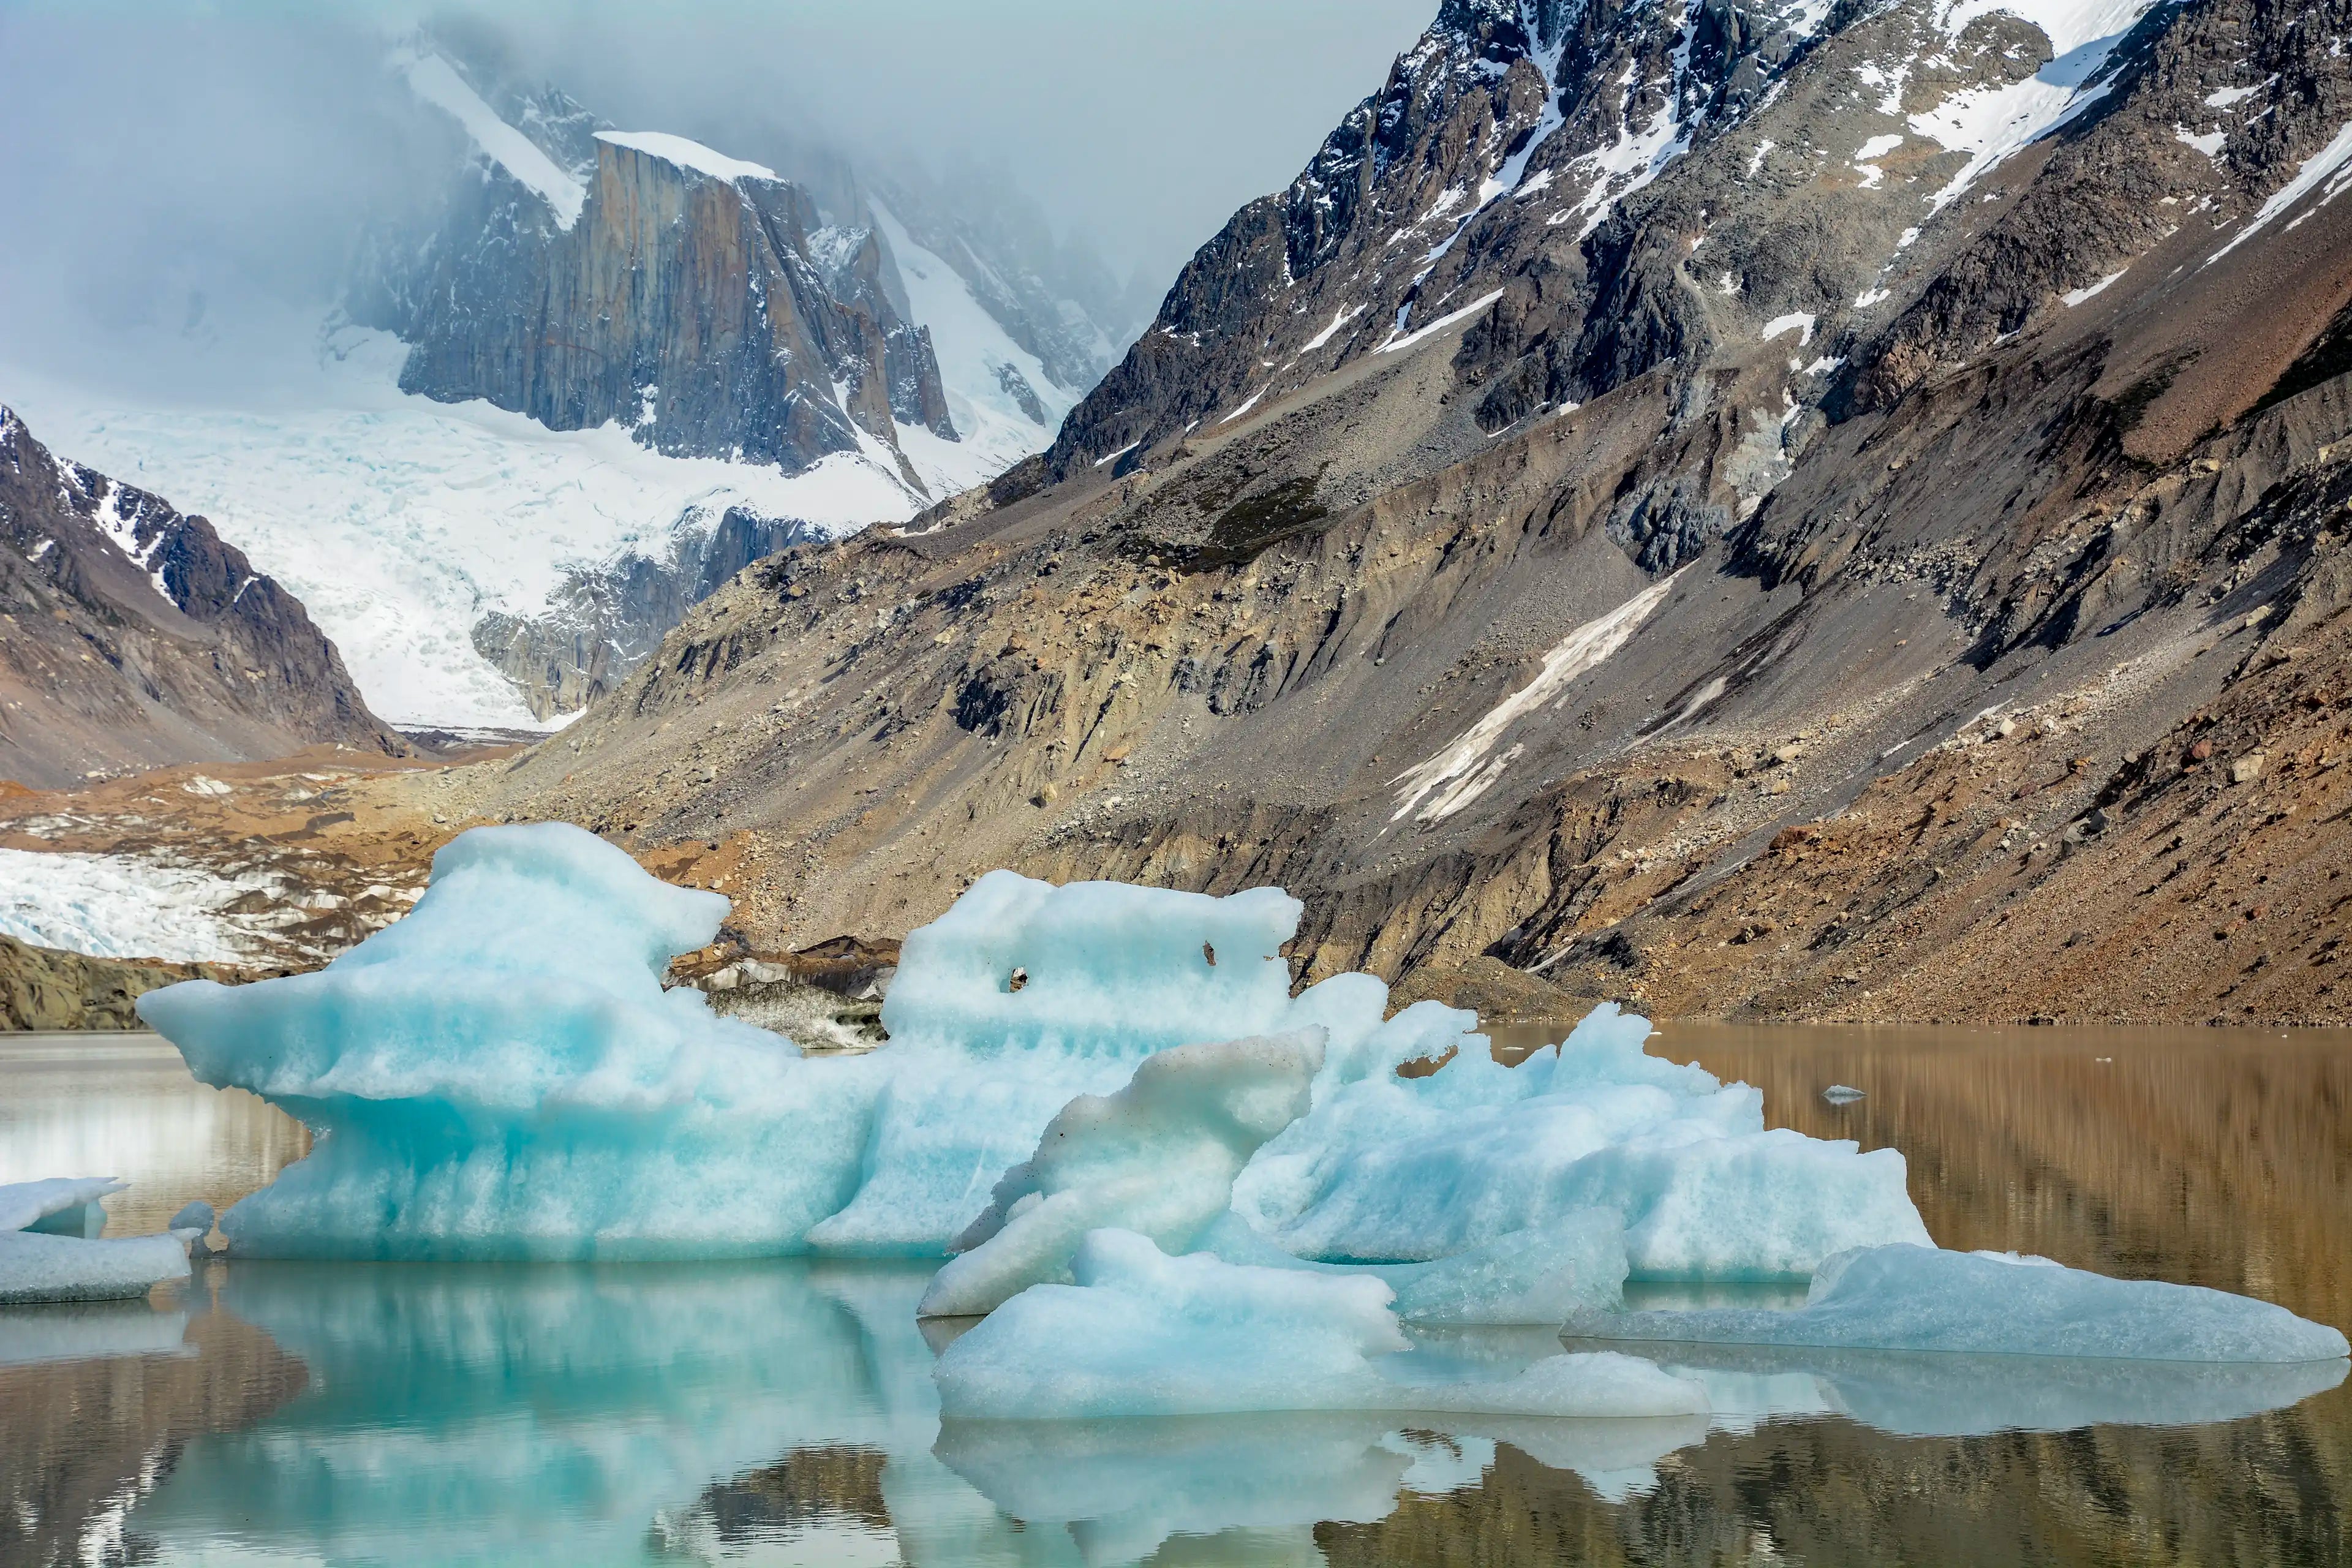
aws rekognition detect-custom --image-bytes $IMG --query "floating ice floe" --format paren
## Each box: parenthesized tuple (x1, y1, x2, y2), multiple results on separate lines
(932, 1227, 1708, 1420)
(0, 1177, 195, 1304)
(1564, 1244, 2351, 1363)
(1822, 1084, 1866, 1103)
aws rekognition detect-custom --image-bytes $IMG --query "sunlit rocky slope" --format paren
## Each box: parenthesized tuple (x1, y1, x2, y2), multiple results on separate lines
(464, 0, 2352, 1023)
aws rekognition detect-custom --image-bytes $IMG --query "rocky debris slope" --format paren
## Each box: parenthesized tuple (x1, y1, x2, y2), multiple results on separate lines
(0, 406, 403, 789)
(461, 0, 2352, 1025)
(356, 47, 954, 479)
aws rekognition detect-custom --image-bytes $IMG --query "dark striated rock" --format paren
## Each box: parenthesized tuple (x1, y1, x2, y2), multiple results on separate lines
(0, 933, 217, 1031)
(0, 405, 403, 788)
(358, 71, 956, 476)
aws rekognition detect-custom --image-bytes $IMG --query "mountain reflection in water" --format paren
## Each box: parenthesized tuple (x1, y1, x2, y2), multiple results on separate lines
(0, 1024, 2344, 1566)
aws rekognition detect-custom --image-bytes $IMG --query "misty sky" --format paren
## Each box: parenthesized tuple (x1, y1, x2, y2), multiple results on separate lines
(0, 0, 1436, 376)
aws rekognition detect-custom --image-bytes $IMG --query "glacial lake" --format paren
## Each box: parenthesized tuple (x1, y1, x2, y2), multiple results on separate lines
(1, 1023, 2346, 1567)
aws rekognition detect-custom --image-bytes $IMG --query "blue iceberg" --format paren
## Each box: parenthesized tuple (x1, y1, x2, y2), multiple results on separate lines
(138, 823, 1935, 1274)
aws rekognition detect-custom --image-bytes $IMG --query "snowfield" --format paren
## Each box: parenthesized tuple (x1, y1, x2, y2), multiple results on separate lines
(4, 327, 931, 728)
(872, 202, 1084, 489)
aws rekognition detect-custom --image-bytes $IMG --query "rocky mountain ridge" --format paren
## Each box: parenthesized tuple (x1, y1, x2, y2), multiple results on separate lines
(0, 405, 402, 788)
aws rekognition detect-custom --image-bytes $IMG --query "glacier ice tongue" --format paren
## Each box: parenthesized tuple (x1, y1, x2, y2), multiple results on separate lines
(932, 1227, 1708, 1420)
(1564, 1243, 2351, 1363)
(918, 1029, 1327, 1317)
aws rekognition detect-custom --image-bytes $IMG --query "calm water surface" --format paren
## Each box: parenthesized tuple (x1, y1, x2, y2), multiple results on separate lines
(0, 1023, 2346, 1567)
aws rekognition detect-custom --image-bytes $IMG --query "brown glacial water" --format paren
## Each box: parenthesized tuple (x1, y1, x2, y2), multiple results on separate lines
(0, 1023, 2345, 1566)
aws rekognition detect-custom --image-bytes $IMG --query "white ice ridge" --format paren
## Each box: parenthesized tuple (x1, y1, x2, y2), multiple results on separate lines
(2206, 120, 2352, 267)
(0, 1177, 195, 1304)
(932, 1227, 1709, 1420)
(594, 130, 780, 186)
(1374, 289, 1506, 356)
(1391, 570, 1683, 823)
(1567, 1243, 2351, 1362)
(398, 52, 586, 229)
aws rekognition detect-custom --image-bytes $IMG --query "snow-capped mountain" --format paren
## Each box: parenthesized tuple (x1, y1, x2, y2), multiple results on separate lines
(358, 45, 959, 482)
(6, 35, 1140, 729)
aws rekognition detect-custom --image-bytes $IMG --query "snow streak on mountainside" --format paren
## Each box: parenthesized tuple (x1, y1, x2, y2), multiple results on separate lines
(5, 329, 924, 729)
(872, 203, 1084, 491)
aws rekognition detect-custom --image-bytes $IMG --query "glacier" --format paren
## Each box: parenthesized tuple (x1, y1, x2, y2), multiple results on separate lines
(130, 821, 2347, 1416)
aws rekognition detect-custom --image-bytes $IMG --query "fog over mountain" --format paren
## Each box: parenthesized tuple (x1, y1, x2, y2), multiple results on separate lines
(0, 1, 1434, 381)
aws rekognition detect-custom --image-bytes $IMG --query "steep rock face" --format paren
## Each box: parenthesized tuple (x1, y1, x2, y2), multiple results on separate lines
(0, 407, 402, 787)
(374, 131, 956, 473)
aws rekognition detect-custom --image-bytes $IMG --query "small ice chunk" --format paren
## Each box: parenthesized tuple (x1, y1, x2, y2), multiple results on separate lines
(167, 1200, 216, 1235)
(1564, 1244, 2350, 1363)
(0, 1231, 190, 1304)
(1, 1177, 123, 1235)
(919, 1029, 1328, 1317)
(932, 1227, 1708, 1419)
(1822, 1084, 1865, 1104)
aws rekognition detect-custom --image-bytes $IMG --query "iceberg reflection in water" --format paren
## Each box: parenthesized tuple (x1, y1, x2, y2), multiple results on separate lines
(0, 1258, 2324, 1567)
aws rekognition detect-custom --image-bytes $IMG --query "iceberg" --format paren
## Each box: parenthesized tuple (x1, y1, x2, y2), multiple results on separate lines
(1565, 1244, 2351, 1363)
(919, 1030, 1327, 1317)
(140, 824, 883, 1259)
(137, 817, 2335, 1411)
(0, 1177, 194, 1304)
(141, 827, 1933, 1273)
(931, 1227, 1708, 1420)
